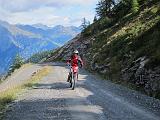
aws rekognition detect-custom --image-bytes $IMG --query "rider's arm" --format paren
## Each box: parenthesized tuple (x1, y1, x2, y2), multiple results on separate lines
(66, 58, 71, 66)
(78, 56, 83, 68)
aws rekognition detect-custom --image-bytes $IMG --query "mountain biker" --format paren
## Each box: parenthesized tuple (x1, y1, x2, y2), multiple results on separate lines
(67, 50, 83, 82)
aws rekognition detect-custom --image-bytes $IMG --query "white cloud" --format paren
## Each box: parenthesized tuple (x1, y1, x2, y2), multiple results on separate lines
(7, 7, 61, 26)
(0, 0, 98, 26)
(0, 0, 97, 12)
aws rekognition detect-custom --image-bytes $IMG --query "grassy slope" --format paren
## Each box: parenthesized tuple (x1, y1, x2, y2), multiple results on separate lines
(81, 1, 160, 98)
(86, 1, 160, 73)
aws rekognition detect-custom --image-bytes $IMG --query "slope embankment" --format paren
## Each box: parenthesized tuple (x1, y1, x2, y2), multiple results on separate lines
(46, 1, 160, 98)
(0, 64, 51, 119)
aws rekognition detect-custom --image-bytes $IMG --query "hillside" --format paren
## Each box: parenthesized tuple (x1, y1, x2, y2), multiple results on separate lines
(46, 0, 160, 98)
(0, 21, 80, 74)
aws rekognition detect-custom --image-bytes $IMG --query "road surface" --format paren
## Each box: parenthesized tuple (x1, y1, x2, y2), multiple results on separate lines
(4, 63, 160, 120)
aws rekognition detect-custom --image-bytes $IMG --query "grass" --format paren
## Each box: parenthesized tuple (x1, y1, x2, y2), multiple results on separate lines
(0, 66, 52, 119)
(24, 66, 52, 87)
(90, 2, 160, 67)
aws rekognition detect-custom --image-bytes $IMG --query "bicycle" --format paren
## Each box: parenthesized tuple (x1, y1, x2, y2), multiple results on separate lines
(68, 66, 78, 90)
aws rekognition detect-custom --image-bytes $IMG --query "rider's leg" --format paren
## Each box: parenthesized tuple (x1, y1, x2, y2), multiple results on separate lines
(67, 74, 70, 82)
(67, 72, 71, 82)
(77, 69, 79, 81)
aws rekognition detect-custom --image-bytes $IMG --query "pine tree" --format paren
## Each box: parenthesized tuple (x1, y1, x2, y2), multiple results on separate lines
(81, 18, 90, 30)
(93, 16, 98, 22)
(13, 54, 24, 68)
(96, 0, 105, 18)
(8, 54, 24, 75)
(132, 0, 139, 13)
(96, 0, 115, 18)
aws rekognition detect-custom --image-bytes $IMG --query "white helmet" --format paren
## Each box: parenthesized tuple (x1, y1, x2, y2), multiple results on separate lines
(73, 50, 79, 54)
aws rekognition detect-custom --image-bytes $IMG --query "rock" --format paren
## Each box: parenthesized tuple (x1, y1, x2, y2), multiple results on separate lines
(100, 69, 107, 74)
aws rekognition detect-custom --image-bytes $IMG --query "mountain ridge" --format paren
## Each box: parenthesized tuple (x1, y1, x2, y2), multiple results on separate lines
(0, 20, 81, 74)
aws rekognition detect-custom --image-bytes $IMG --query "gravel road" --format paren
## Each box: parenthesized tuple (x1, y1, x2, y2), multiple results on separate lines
(4, 63, 160, 120)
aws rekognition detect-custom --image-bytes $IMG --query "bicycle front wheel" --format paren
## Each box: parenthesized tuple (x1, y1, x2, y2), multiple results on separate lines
(71, 73, 77, 90)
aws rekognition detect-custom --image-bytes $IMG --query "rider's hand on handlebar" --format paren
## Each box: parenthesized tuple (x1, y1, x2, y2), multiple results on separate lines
(79, 64, 83, 68)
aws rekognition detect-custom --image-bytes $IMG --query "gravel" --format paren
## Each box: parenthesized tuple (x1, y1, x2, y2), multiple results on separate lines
(4, 63, 160, 120)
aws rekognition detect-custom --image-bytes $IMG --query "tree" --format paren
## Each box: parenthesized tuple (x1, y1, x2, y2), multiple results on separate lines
(132, 0, 139, 13)
(93, 16, 98, 22)
(8, 54, 24, 75)
(81, 18, 90, 30)
(27, 50, 53, 63)
(111, 0, 132, 19)
(96, 0, 115, 18)
(96, 0, 105, 18)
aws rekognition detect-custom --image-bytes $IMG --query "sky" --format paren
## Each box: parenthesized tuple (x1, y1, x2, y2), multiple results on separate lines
(0, 0, 98, 27)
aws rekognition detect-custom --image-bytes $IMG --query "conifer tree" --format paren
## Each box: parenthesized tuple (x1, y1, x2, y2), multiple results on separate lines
(96, 0, 115, 18)
(81, 18, 90, 30)
(93, 16, 98, 22)
(8, 54, 24, 75)
(132, 0, 139, 13)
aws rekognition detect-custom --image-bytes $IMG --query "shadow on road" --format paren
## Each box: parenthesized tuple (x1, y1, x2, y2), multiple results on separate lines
(5, 97, 104, 120)
(34, 82, 70, 90)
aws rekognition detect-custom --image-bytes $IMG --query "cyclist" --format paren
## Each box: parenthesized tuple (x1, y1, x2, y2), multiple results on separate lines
(67, 50, 83, 82)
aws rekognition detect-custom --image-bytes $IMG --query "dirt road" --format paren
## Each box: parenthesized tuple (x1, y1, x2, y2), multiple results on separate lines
(4, 63, 160, 120)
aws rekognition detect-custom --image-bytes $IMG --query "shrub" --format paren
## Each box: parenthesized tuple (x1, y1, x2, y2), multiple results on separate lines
(8, 54, 24, 75)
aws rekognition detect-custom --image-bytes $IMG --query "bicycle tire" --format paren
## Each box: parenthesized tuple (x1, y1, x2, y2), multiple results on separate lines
(71, 73, 77, 90)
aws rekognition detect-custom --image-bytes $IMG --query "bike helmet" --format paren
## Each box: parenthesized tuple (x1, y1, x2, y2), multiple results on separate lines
(73, 50, 79, 54)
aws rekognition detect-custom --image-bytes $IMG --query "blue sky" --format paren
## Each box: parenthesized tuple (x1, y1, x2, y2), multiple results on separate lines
(0, 0, 98, 27)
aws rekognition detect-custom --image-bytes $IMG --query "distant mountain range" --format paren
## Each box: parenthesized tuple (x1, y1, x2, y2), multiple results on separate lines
(0, 20, 81, 74)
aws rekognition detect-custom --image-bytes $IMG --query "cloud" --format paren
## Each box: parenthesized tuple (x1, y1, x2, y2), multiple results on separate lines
(7, 7, 61, 26)
(0, 0, 97, 12)
(0, 0, 98, 26)
(0, 0, 38, 12)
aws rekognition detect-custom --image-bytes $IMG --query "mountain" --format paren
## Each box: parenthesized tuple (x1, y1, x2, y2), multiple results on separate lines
(17, 24, 81, 46)
(46, 1, 160, 98)
(0, 25, 19, 74)
(0, 21, 81, 74)
(32, 23, 50, 30)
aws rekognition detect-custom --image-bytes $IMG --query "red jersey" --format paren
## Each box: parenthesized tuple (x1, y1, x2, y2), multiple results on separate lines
(67, 54, 83, 67)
